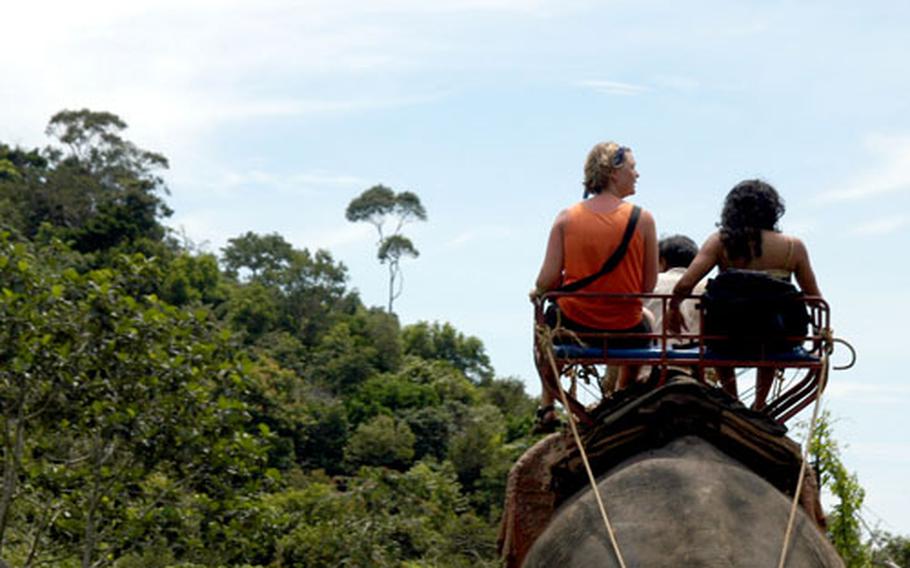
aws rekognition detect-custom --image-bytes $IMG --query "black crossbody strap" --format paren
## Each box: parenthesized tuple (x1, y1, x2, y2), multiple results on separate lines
(557, 205, 642, 293)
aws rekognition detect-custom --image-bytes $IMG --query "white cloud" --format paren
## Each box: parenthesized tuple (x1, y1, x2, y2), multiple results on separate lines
(851, 215, 907, 236)
(221, 169, 367, 191)
(168, 210, 375, 254)
(825, 381, 910, 403)
(576, 80, 651, 96)
(652, 75, 701, 93)
(0, 0, 454, 152)
(293, 223, 375, 251)
(781, 217, 817, 238)
(166, 212, 230, 253)
(820, 134, 910, 202)
(447, 226, 515, 248)
(849, 441, 910, 464)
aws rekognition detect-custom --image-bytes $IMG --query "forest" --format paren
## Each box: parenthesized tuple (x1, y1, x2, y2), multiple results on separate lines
(0, 110, 906, 567)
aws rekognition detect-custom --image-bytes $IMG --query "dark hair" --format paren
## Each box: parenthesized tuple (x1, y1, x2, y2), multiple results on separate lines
(718, 179, 785, 262)
(659, 235, 698, 268)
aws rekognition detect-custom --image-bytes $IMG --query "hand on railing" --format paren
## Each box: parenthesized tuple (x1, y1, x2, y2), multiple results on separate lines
(666, 304, 688, 335)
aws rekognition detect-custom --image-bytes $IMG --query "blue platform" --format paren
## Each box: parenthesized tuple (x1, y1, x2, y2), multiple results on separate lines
(552, 344, 820, 363)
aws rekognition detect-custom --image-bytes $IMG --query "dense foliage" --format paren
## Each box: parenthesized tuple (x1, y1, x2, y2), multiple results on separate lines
(0, 111, 538, 567)
(808, 412, 910, 568)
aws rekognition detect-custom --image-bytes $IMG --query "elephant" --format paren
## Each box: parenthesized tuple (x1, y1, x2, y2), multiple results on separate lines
(500, 379, 841, 567)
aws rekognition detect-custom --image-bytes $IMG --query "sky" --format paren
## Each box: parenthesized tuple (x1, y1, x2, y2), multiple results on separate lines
(2, 0, 909, 536)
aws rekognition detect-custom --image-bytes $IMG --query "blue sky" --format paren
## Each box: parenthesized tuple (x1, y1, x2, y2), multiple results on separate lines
(3, 0, 909, 536)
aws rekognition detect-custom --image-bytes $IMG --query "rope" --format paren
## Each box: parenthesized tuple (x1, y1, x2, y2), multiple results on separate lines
(831, 337, 857, 371)
(776, 349, 830, 568)
(536, 322, 627, 568)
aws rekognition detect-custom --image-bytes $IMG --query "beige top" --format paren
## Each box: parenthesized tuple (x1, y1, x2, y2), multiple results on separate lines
(645, 267, 705, 342)
(721, 235, 795, 281)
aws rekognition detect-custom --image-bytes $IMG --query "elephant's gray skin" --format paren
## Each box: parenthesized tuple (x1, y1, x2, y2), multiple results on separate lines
(523, 436, 843, 568)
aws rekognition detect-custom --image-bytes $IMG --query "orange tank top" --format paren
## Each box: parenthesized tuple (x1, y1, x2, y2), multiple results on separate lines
(557, 201, 644, 329)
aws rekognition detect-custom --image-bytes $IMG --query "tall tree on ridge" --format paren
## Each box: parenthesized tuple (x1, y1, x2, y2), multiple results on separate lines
(346, 184, 426, 313)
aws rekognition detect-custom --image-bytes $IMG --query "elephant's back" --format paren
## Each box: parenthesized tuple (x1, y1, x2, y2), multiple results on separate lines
(524, 436, 843, 568)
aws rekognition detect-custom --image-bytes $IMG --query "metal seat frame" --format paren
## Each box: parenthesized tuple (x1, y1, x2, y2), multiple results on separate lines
(534, 291, 831, 426)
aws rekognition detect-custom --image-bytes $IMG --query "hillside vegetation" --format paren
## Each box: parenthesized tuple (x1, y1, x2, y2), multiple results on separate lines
(0, 110, 539, 567)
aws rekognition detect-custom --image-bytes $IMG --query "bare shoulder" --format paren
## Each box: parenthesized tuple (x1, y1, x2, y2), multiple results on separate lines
(789, 235, 811, 259)
(789, 235, 808, 250)
(702, 231, 723, 252)
(638, 207, 655, 224)
(636, 208, 656, 233)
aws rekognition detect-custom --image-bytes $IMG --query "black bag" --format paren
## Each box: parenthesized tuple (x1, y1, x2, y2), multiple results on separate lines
(702, 269, 810, 356)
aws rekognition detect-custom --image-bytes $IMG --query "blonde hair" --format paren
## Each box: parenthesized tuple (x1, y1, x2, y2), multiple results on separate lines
(583, 141, 625, 197)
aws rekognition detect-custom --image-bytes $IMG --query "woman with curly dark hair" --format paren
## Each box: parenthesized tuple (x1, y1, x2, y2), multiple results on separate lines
(668, 179, 822, 410)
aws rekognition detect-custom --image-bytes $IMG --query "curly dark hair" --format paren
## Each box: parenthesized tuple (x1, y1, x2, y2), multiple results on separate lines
(718, 179, 785, 262)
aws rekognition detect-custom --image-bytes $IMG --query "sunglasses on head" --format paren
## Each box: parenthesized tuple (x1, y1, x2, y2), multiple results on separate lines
(611, 146, 628, 168)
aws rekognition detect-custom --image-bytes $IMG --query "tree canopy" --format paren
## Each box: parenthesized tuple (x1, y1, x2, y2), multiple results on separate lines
(0, 111, 536, 568)
(0, 109, 172, 254)
(346, 184, 427, 312)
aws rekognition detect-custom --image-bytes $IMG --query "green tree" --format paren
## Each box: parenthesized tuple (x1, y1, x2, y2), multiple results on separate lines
(402, 321, 494, 382)
(870, 531, 910, 567)
(810, 411, 872, 566)
(223, 281, 283, 343)
(346, 373, 441, 426)
(447, 404, 505, 490)
(158, 251, 224, 306)
(263, 464, 496, 568)
(221, 232, 351, 347)
(0, 110, 173, 254)
(378, 234, 419, 312)
(480, 377, 537, 441)
(242, 355, 353, 474)
(43, 109, 172, 252)
(0, 237, 269, 567)
(0, 145, 47, 236)
(1, 113, 528, 567)
(221, 231, 294, 283)
(345, 415, 416, 470)
(345, 184, 426, 313)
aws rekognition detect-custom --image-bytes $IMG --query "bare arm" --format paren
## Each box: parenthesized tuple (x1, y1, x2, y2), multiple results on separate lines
(792, 238, 822, 297)
(640, 209, 658, 292)
(534, 210, 567, 294)
(672, 233, 722, 302)
(666, 233, 720, 333)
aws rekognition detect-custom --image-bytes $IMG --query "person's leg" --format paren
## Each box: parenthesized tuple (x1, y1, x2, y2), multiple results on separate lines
(601, 365, 620, 395)
(614, 318, 651, 391)
(752, 367, 776, 411)
(533, 359, 560, 433)
(615, 365, 642, 390)
(540, 385, 554, 409)
(717, 367, 737, 398)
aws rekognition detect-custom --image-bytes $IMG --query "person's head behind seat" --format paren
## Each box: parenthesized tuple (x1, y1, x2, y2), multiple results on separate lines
(659, 235, 698, 270)
(719, 179, 785, 262)
(583, 141, 628, 198)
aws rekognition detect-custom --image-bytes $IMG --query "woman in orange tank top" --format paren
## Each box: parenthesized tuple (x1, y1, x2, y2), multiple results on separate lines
(533, 142, 658, 429)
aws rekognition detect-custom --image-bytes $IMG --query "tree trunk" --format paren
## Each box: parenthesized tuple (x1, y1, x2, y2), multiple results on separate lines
(388, 262, 395, 313)
(0, 392, 26, 555)
(81, 438, 106, 568)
